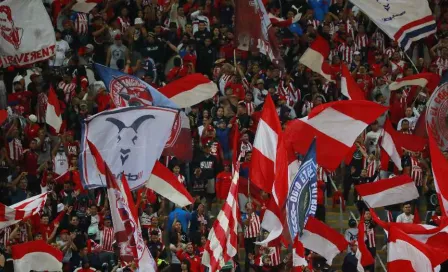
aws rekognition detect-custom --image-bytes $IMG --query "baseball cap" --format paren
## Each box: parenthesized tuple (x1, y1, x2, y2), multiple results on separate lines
(114, 34, 122, 40)
(206, 125, 215, 132)
(28, 114, 37, 123)
(354, 51, 361, 55)
(134, 17, 144, 25)
(60, 229, 69, 235)
(85, 44, 94, 52)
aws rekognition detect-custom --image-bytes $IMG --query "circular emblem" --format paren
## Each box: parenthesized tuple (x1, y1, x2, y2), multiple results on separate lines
(165, 113, 182, 148)
(426, 82, 448, 151)
(108, 75, 153, 107)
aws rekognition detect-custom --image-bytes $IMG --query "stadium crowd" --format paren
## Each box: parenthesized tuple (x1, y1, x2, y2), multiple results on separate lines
(0, 0, 447, 271)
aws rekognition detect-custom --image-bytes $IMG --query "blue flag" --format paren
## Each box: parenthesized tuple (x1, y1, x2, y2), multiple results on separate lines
(94, 63, 179, 109)
(286, 138, 318, 240)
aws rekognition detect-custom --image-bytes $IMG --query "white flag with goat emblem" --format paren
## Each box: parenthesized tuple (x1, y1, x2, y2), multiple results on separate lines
(80, 106, 177, 190)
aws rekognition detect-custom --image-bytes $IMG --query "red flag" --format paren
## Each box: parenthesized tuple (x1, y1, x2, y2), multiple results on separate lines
(12, 240, 63, 271)
(234, 0, 284, 68)
(299, 36, 334, 82)
(428, 129, 448, 216)
(250, 95, 283, 193)
(158, 74, 218, 107)
(341, 65, 366, 100)
(202, 163, 240, 271)
(87, 139, 157, 271)
(389, 73, 440, 93)
(357, 216, 375, 268)
(413, 206, 421, 224)
(146, 161, 194, 207)
(285, 100, 387, 170)
(46, 85, 62, 132)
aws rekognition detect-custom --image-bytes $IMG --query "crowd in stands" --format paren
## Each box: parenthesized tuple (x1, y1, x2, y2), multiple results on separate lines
(0, 0, 447, 271)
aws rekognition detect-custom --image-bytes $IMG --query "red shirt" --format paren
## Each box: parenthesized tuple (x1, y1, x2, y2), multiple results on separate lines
(176, 250, 202, 272)
(23, 150, 38, 175)
(166, 66, 189, 82)
(8, 91, 33, 114)
(24, 123, 40, 141)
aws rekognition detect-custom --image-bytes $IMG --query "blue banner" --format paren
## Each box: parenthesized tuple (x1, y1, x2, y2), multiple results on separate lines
(286, 138, 318, 239)
(94, 63, 179, 109)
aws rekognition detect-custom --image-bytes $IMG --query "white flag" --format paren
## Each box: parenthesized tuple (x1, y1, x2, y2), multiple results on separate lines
(0, 0, 56, 67)
(80, 106, 177, 190)
(349, 0, 436, 50)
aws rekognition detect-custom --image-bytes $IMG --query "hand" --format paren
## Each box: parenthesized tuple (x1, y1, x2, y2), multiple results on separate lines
(68, 206, 74, 214)
(350, 166, 356, 174)
(70, 232, 76, 240)
(54, 222, 60, 228)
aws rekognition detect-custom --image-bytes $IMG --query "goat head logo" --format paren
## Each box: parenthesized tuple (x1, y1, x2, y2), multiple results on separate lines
(106, 115, 155, 165)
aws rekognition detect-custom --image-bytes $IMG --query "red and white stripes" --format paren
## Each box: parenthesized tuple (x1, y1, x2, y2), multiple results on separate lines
(0, 193, 49, 229)
(202, 163, 240, 271)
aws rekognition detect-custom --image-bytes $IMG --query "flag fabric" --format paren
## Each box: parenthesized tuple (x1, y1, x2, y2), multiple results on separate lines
(370, 208, 448, 250)
(79, 106, 177, 190)
(0, 110, 7, 125)
(250, 94, 284, 193)
(0, 192, 48, 229)
(146, 161, 194, 207)
(428, 129, 448, 216)
(161, 111, 193, 162)
(341, 65, 366, 100)
(349, 0, 436, 51)
(202, 163, 240, 271)
(299, 36, 334, 82)
(426, 81, 448, 151)
(94, 63, 192, 161)
(284, 100, 388, 171)
(381, 119, 404, 171)
(269, 13, 301, 28)
(357, 216, 375, 270)
(94, 63, 178, 108)
(234, 0, 284, 68)
(388, 226, 448, 271)
(0, 0, 56, 67)
(292, 236, 308, 268)
(87, 139, 157, 271)
(388, 73, 440, 92)
(286, 139, 317, 239)
(355, 175, 419, 208)
(158, 73, 219, 108)
(12, 240, 63, 271)
(45, 85, 62, 133)
(300, 216, 348, 265)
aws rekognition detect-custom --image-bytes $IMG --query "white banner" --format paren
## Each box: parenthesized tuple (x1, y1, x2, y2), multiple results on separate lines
(349, 0, 436, 50)
(80, 106, 177, 190)
(0, 0, 56, 67)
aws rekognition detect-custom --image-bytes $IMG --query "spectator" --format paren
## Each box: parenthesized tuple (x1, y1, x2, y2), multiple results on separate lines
(396, 203, 414, 223)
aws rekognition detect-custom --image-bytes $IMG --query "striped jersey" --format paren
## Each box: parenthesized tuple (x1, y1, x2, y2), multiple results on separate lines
(242, 212, 260, 238)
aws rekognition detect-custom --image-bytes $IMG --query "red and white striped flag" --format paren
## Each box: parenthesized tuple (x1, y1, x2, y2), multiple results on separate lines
(251, 95, 289, 245)
(388, 73, 440, 92)
(355, 175, 419, 208)
(356, 216, 375, 271)
(158, 74, 219, 108)
(381, 119, 427, 171)
(146, 161, 194, 207)
(0, 192, 48, 229)
(300, 216, 348, 265)
(285, 100, 387, 171)
(202, 162, 240, 271)
(341, 64, 366, 100)
(87, 139, 156, 272)
(251, 94, 286, 195)
(12, 240, 63, 271)
(299, 36, 334, 82)
(388, 226, 448, 272)
(45, 85, 62, 133)
(428, 129, 448, 216)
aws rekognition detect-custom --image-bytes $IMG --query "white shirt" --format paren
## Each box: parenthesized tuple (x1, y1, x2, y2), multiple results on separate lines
(396, 213, 414, 224)
(49, 40, 70, 67)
